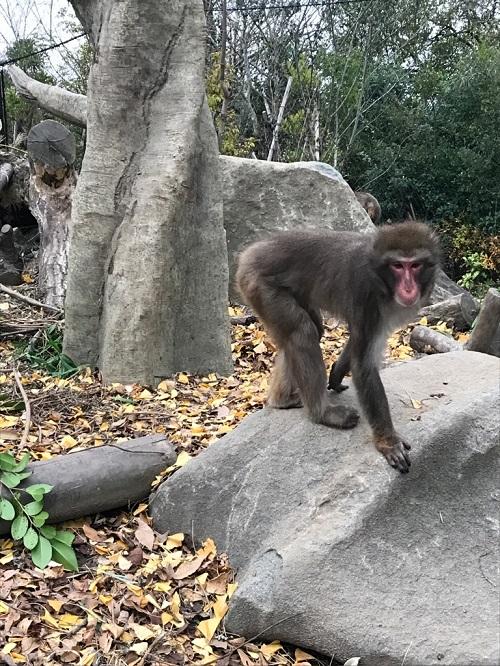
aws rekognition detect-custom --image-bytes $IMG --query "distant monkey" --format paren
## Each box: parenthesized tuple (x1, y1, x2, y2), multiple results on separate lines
(355, 191, 382, 224)
(236, 222, 439, 473)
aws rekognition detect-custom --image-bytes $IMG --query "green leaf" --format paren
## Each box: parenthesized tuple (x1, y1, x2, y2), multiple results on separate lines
(1, 471, 21, 488)
(16, 471, 32, 482)
(50, 539, 78, 572)
(12, 452, 30, 472)
(31, 535, 53, 569)
(23, 527, 39, 550)
(32, 511, 49, 528)
(53, 529, 75, 546)
(24, 500, 43, 516)
(11, 514, 29, 540)
(0, 498, 15, 521)
(40, 525, 56, 539)
(25, 483, 53, 500)
(0, 453, 16, 471)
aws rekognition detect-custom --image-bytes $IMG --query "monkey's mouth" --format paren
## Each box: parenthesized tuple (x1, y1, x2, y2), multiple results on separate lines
(395, 293, 420, 307)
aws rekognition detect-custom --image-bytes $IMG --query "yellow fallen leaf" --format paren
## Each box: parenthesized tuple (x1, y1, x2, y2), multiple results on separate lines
(161, 612, 173, 625)
(0, 416, 18, 428)
(178, 373, 189, 384)
(213, 595, 228, 620)
(10, 653, 26, 663)
(48, 599, 64, 613)
(43, 609, 60, 629)
(227, 582, 238, 598)
(60, 434, 78, 450)
(129, 642, 148, 655)
(59, 613, 83, 628)
(295, 648, 316, 662)
(2, 643, 16, 655)
(261, 641, 282, 657)
(139, 389, 153, 399)
(153, 581, 171, 593)
(411, 398, 423, 409)
(165, 533, 184, 549)
(196, 537, 216, 559)
(253, 341, 267, 354)
(197, 616, 219, 641)
(0, 601, 9, 614)
(131, 624, 155, 641)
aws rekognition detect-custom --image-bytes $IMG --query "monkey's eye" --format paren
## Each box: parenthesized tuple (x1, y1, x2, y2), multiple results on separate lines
(392, 262, 404, 270)
(411, 262, 422, 270)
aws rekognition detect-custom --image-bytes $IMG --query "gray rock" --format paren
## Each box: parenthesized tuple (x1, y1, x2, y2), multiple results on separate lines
(220, 157, 372, 300)
(151, 351, 500, 666)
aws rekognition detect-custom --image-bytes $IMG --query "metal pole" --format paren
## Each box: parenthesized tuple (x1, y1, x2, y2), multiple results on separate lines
(0, 69, 9, 145)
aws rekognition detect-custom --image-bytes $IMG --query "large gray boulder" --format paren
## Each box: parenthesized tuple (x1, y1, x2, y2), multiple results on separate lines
(220, 157, 372, 299)
(151, 351, 500, 666)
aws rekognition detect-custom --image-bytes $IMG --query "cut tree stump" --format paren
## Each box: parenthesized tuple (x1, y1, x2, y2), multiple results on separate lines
(419, 293, 479, 331)
(0, 435, 175, 535)
(465, 287, 500, 356)
(27, 120, 76, 309)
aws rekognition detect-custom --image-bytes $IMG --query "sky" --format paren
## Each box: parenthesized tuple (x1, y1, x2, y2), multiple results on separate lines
(0, 0, 80, 72)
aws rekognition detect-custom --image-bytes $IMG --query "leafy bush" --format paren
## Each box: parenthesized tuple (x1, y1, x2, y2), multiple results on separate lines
(16, 324, 80, 378)
(0, 451, 78, 571)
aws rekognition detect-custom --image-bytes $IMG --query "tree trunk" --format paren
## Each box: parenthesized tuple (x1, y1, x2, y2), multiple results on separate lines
(0, 435, 175, 534)
(64, 0, 232, 384)
(465, 288, 500, 356)
(27, 121, 76, 308)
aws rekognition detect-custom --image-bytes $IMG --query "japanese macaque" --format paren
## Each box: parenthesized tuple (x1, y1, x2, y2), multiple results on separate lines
(236, 222, 439, 473)
(355, 191, 382, 225)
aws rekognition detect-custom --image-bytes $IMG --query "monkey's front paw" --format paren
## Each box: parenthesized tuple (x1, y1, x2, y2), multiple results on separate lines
(375, 433, 411, 474)
(322, 404, 359, 429)
(328, 381, 349, 393)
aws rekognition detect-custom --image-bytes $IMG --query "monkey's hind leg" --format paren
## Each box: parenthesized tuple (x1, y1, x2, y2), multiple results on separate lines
(286, 313, 359, 429)
(267, 350, 302, 409)
(328, 339, 351, 392)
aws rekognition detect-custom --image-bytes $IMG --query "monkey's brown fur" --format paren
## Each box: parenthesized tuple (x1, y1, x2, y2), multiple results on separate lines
(355, 191, 382, 224)
(236, 222, 439, 473)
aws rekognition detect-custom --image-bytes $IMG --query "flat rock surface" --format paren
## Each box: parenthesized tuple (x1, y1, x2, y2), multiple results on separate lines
(151, 351, 500, 665)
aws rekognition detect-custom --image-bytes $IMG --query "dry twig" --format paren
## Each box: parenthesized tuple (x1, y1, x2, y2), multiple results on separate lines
(13, 367, 31, 450)
(0, 282, 61, 313)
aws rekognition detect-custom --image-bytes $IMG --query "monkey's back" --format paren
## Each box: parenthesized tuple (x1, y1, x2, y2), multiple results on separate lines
(236, 229, 373, 318)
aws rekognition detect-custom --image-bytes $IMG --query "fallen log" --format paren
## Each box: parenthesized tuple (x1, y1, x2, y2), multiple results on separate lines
(465, 287, 500, 356)
(419, 293, 479, 331)
(409, 325, 462, 354)
(0, 435, 175, 535)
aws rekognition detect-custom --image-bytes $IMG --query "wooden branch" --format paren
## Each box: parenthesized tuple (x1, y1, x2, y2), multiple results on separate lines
(409, 325, 462, 354)
(230, 314, 257, 326)
(6, 64, 87, 127)
(13, 368, 31, 450)
(420, 293, 479, 331)
(0, 283, 61, 313)
(465, 288, 500, 355)
(0, 162, 14, 192)
(267, 76, 293, 161)
(0, 435, 176, 534)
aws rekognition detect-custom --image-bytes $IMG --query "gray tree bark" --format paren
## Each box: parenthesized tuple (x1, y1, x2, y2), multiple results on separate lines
(63, 0, 232, 384)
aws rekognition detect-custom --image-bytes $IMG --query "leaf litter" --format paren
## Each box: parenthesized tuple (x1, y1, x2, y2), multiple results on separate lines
(0, 290, 465, 665)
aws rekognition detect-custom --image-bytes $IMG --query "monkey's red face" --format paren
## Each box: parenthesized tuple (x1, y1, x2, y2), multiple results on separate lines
(390, 259, 422, 307)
